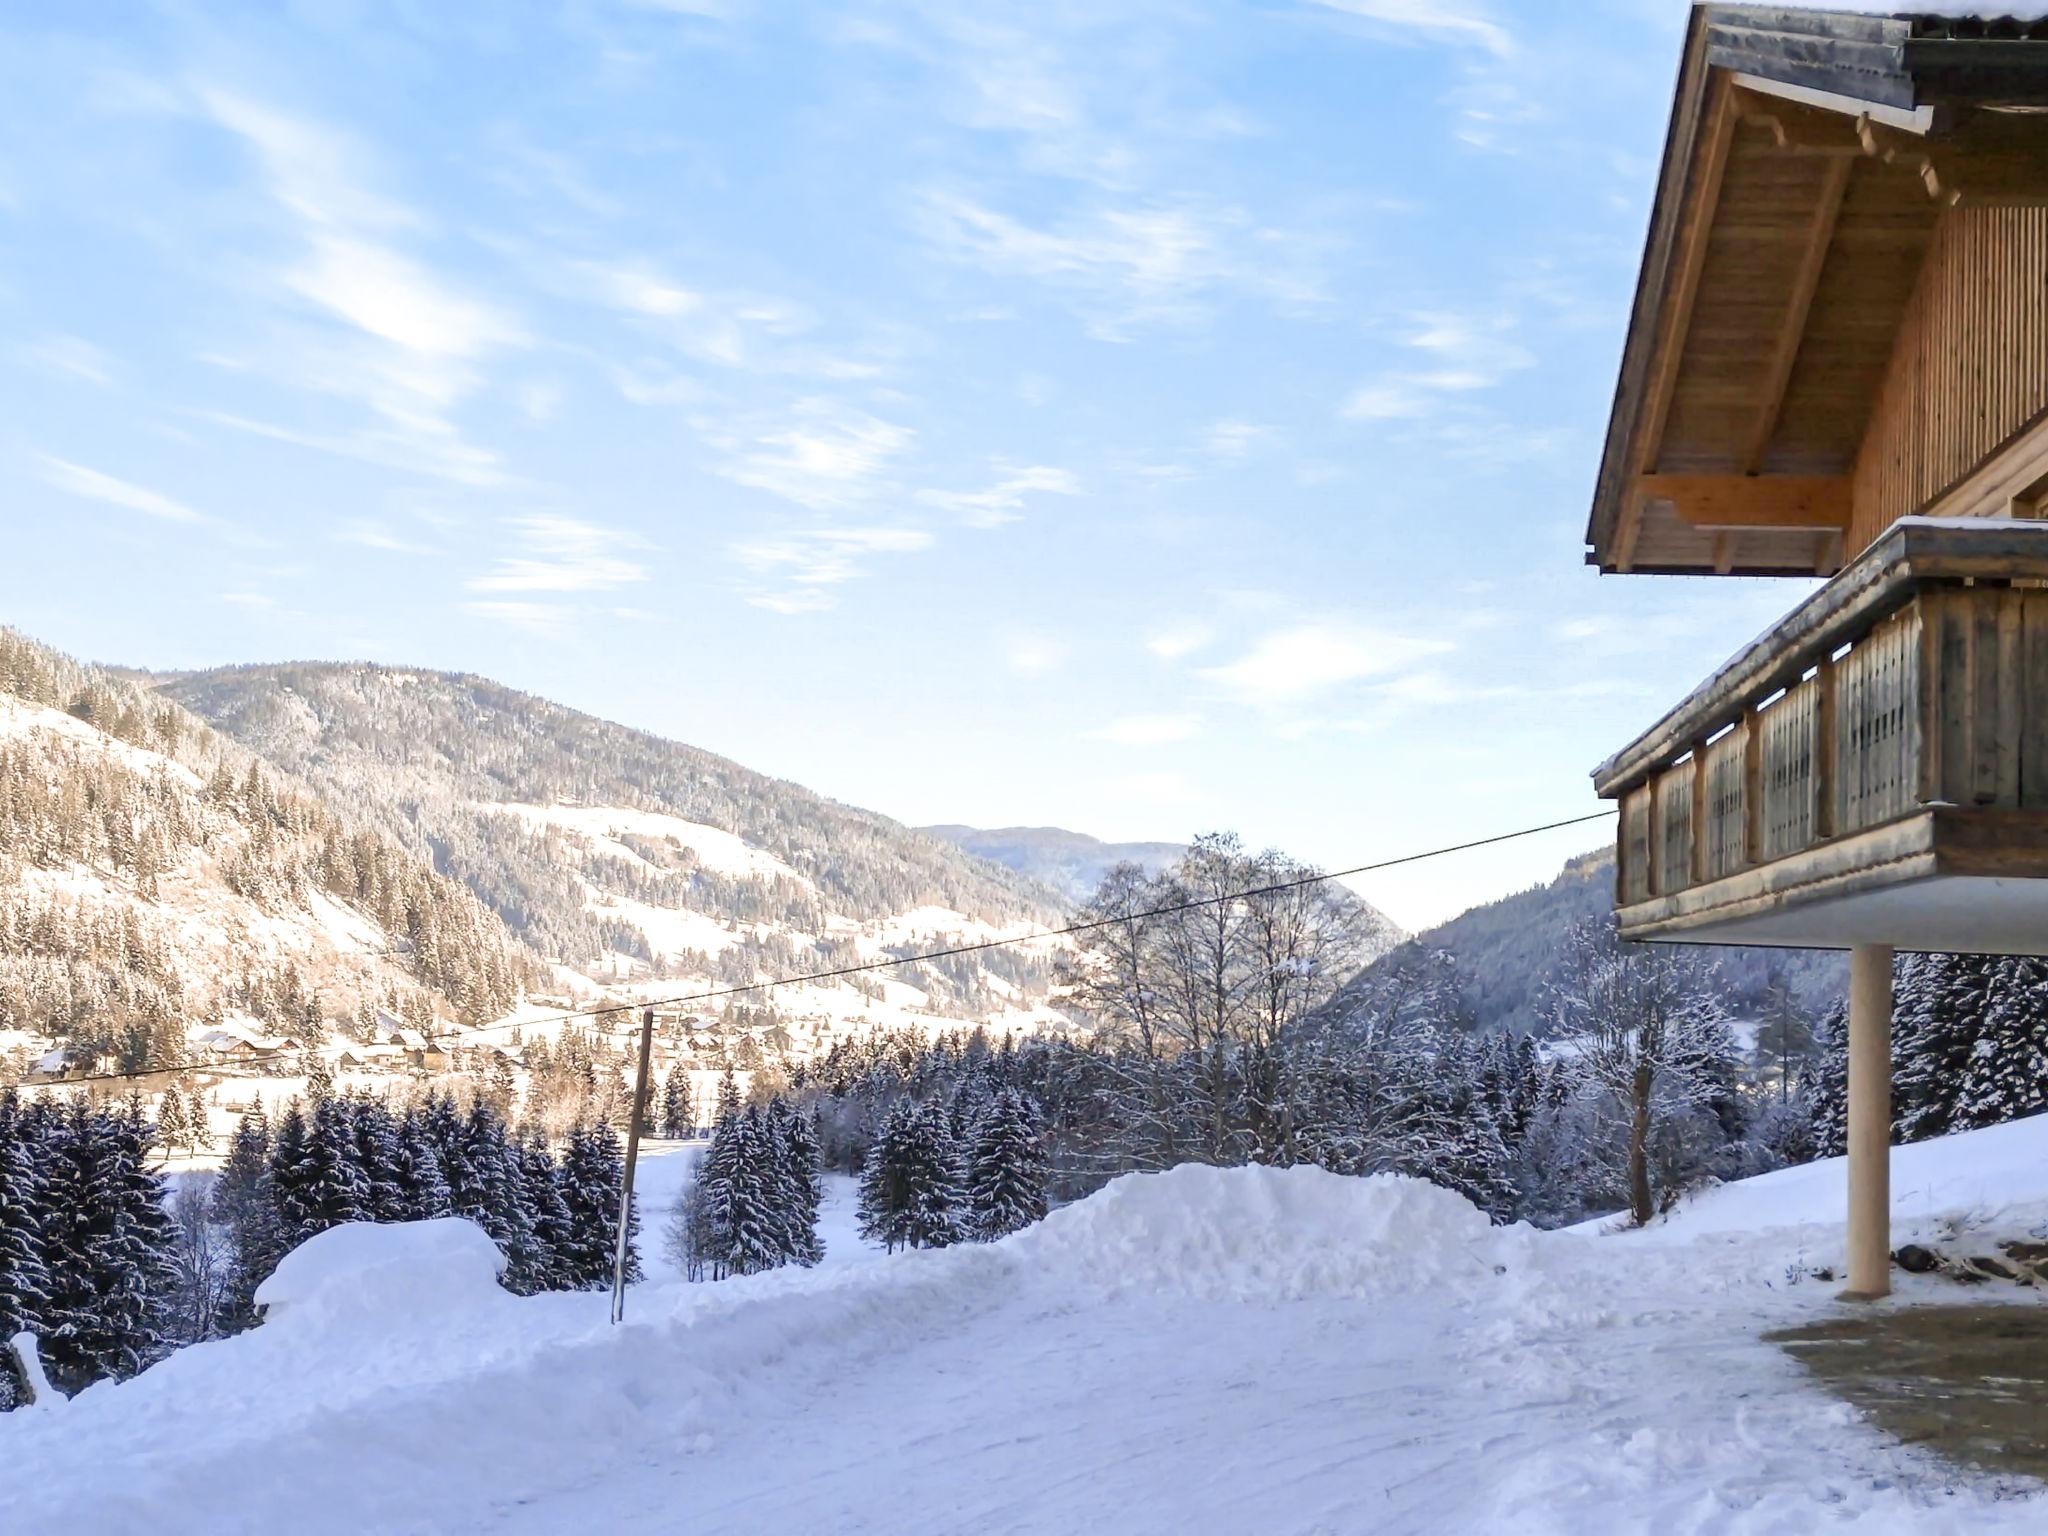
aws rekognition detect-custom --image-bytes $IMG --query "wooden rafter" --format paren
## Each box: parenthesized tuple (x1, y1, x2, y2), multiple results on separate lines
(1617, 76, 1740, 574)
(1743, 155, 1853, 475)
(1641, 473, 1852, 530)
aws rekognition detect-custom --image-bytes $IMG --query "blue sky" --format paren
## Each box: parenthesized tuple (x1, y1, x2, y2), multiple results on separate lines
(0, 0, 1814, 929)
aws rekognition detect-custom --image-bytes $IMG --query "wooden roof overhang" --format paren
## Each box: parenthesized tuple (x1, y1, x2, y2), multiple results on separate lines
(1586, 5, 2048, 578)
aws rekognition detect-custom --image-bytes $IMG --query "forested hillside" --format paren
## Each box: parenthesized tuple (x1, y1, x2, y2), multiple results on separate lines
(0, 630, 540, 1076)
(159, 663, 1071, 1032)
(1370, 847, 1846, 1037)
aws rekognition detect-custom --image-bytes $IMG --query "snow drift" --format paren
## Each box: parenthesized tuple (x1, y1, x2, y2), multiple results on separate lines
(1013, 1163, 1535, 1303)
(10, 1135, 2048, 1534)
(253, 1218, 509, 1325)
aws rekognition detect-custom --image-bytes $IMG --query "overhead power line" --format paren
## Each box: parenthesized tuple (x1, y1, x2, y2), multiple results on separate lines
(26, 809, 1612, 1092)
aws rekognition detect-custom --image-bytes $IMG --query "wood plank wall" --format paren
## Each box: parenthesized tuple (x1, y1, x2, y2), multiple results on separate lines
(1850, 207, 2048, 554)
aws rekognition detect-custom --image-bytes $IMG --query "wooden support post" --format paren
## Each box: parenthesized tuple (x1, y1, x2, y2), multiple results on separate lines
(1842, 944, 1894, 1302)
(611, 1005, 656, 1326)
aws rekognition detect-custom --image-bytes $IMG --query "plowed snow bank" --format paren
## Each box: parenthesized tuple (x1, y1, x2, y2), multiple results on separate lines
(1014, 1164, 1532, 1302)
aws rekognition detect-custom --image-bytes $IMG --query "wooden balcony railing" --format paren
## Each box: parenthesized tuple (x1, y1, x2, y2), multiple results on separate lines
(1597, 518, 2048, 924)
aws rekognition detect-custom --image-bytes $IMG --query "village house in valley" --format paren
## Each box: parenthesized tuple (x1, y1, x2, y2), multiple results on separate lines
(1589, 5, 2048, 1297)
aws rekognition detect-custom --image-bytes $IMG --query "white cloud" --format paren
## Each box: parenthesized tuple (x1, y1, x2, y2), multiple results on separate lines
(336, 518, 433, 555)
(466, 515, 650, 594)
(710, 402, 914, 510)
(917, 465, 1079, 528)
(286, 233, 518, 361)
(219, 591, 277, 610)
(194, 88, 522, 482)
(24, 335, 113, 386)
(1200, 620, 1453, 703)
(1204, 419, 1273, 460)
(39, 456, 205, 524)
(1146, 622, 1213, 661)
(730, 524, 935, 610)
(746, 588, 836, 616)
(1301, 0, 1511, 58)
(462, 600, 575, 637)
(1342, 309, 1535, 421)
(917, 190, 1312, 336)
(1090, 713, 1201, 745)
(1006, 633, 1071, 677)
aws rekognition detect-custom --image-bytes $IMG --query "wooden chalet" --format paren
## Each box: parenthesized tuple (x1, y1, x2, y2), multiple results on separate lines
(1588, 5, 2048, 1298)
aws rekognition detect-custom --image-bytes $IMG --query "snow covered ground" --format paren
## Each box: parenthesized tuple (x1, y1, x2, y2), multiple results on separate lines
(11, 1123, 2048, 1535)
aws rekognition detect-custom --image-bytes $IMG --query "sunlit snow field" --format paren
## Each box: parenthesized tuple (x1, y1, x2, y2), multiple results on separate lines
(10, 1123, 2048, 1535)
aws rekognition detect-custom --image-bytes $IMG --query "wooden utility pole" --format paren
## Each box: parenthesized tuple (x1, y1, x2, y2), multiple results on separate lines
(611, 1005, 656, 1325)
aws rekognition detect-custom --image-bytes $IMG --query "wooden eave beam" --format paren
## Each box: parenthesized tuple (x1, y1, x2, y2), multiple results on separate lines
(1860, 117, 2048, 206)
(1617, 77, 1741, 573)
(1743, 154, 1853, 475)
(1641, 473, 1853, 531)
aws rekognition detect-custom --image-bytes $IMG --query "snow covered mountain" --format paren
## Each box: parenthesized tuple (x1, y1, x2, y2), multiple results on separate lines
(0, 630, 538, 1083)
(157, 662, 1076, 1049)
(920, 824, 1188, 903)
(1368, 846, 1846, 1036)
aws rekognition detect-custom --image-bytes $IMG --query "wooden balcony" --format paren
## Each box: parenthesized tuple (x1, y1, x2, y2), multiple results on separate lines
(1595, 518, 2048, 952)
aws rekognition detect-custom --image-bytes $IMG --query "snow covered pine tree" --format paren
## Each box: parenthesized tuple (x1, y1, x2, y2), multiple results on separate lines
(966, 1088, 1049, 1240)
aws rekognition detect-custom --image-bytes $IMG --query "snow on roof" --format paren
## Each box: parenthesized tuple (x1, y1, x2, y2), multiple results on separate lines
(196, 1021, 296, 1052)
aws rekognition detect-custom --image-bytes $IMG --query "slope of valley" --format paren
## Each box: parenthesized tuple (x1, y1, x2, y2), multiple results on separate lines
(0, 629, 538, 1084)
(157, 662, 1078, 1059)
(921, 824, 1188, 904)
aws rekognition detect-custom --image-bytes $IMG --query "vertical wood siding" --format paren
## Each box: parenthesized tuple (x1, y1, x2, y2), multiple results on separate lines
(1850, 207, 2048, 554)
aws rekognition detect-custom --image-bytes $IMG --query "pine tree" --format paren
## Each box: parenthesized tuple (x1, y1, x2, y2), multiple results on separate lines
(686, 1106, 792, 1279)
(858, 1100, 962, 1253)
(1893, 953, 1991, 1142)
(773, 1101, 825, 1266)
(558, 1122, 639, 1289)
(446, 1103, 538, 1292)
(37, 1103, 178, 1393)
(392, 1108, 453, 1221)
(211, 1108, 283, 1332)
(659, 1066, 691, 1139)
(715, 1067, 742, 1127)
(512, 1135, 573, 1294)
(1805, 1002, 1849, 1158)
(349, 1097, 407, 1223)
(0, 1093, 52, 1409)
(156, 1085, 191, 1157)
(273, 1097, 368, 1245)
(1951, 956, 2048, 1131)
(966, 1089, 1049, 1241)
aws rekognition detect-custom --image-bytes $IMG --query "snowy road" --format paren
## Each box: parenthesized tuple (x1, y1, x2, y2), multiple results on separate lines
(8, 1140, 2048, 1535)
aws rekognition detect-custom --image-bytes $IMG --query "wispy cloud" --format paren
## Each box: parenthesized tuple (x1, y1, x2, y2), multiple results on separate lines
(708, 401, 914, 510)
(731, 524, 935, 611)
(194, 87, 522, 484)
(39, 456, 205, 524)
(1204, 420, 1274, 461)
(462, 600, 576, 638)
(466, 515, 650, 594)
(1200, 620, 1453, 703)
(1341, 309, 1534, 421)
(1300, 0, 1511, 59)
(336, 517, 434, 555)
(917, 464, 1079, 528)
(23, 335, 113, 386)
(917, 190, 1316, 337)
